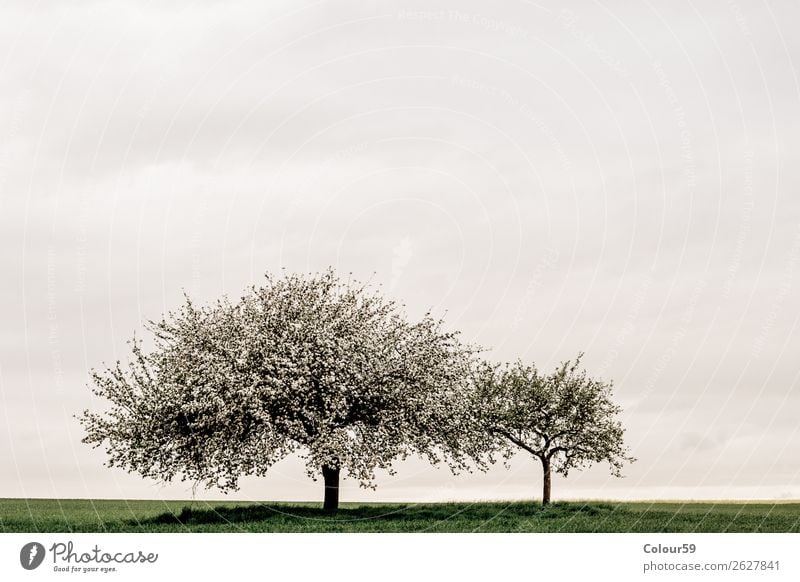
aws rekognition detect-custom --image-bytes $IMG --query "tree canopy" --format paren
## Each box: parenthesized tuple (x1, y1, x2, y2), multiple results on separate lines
(80, 270, 482, 511)
(471, 354, 635, 504)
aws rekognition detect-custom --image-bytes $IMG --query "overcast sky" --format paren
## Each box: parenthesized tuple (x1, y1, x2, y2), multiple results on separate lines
(2, 0, 799, 503)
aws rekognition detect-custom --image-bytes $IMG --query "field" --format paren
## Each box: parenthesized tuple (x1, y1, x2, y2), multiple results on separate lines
(2, 499, 800, 533)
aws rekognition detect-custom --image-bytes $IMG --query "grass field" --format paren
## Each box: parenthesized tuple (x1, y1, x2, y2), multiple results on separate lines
(2, 499, 800, 532)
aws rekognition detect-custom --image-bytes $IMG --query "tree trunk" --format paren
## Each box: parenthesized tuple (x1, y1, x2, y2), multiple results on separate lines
(322, 465, 340, 513)
(541, 456, 551, 505)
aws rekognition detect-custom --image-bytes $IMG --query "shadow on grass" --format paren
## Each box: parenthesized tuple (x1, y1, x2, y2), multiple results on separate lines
(138, 501, 619, 529)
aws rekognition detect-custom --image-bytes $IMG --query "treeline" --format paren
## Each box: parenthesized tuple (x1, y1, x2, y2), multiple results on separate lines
(80, 269, 634, 512)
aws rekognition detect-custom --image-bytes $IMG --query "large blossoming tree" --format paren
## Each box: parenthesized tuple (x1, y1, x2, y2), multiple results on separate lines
(80, 270, 482, 512)
(472, 355, 635, 504)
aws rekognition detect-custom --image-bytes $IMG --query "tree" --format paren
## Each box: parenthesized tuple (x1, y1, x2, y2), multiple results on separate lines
(80, 269, 481, 512)
(472, 354, 635, 504)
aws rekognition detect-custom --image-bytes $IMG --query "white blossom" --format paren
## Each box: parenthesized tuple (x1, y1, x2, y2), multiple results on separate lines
(80, 269, 483, 510)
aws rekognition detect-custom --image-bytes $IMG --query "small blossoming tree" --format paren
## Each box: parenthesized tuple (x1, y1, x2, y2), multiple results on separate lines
(472, 355, 635, 504)
(80, 270, 482, 512)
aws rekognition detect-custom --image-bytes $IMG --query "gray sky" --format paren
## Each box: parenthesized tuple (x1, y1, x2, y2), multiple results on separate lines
(2, 0, 799, 502)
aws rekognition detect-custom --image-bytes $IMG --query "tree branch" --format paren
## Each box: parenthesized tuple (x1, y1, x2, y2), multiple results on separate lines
(492, 428, 542, 458)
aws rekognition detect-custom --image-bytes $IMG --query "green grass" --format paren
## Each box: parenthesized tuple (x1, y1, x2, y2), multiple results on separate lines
(2, 498, 799, 533)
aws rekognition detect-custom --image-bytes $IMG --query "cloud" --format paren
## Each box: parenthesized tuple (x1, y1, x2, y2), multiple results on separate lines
(2, 0, 799, 501)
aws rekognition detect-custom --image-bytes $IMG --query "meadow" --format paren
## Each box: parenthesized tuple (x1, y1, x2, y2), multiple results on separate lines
(2, 499, 799, 533)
